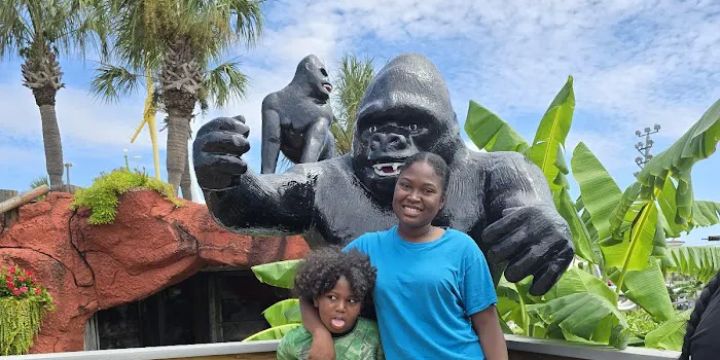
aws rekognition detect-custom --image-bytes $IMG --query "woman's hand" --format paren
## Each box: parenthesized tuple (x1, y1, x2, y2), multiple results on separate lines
(471, 305, 508, 360)
(308, 329, 335, 360)
(301, 298, 336, 359)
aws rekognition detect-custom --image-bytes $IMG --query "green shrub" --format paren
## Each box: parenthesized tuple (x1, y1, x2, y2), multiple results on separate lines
(71, 169, 182, 224)
(0, 264, 54, 355)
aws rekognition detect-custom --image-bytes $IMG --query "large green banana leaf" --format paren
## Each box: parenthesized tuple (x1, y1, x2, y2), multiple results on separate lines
(644, 311, 690, 351)
(692, 201, 720, 228)
(464, 101, 529, 152)
(527, 292, 628, 348)
(603, 202, 658, 275)
(571, 142, 622, 244)
(544, 268, 616, 304)
(668, 246, 720, 282)
(250, 259, 303, 289)
(526, 76, 575, 194)
(610, 260, 674, 322)
(262, 298, 301, 327)
(611, 99, 720, 237)
(242, 323, 301, 342)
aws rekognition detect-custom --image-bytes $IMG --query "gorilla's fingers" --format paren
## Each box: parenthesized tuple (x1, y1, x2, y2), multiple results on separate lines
(201, 132, 250, 156)
(504, 244, 546, 283)
(486, 226, 527, 262)
(197, 117, 250, 138)
(482, 207, 531, 244)
(529, 247, 574, 296)
(194, 152, 247, 189)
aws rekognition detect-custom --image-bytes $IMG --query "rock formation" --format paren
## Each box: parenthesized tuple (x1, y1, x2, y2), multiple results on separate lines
(0, 190, 309, 353)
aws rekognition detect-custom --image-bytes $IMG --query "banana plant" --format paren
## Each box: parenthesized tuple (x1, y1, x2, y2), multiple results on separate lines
(243, 260, 303, 342)
(465, 77, 720, 350)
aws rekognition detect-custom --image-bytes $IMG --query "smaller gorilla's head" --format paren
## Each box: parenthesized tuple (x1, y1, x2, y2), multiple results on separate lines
(351, 54, 464, 204)
(291, 55, 333, 101)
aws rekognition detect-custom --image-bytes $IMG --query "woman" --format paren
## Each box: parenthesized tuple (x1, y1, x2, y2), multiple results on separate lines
(300, 152, 508, 359)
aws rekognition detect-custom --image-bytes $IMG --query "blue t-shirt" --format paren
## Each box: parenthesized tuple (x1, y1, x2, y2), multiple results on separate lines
(344, 226, 497, 359)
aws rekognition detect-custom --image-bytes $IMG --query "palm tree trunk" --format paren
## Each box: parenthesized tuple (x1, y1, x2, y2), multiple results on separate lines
(180, 155, 192, 200)
(166, 113, 190, 195)
(22, 48, 65, 189)
(38, 104, 64, 187)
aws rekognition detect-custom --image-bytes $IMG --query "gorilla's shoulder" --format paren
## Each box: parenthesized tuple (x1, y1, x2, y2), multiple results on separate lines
(261, 91, 281, 107)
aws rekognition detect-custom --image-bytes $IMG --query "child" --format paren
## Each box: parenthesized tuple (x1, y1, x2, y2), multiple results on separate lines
(277, 247, 383, 360)
(302, 152, 508, 359)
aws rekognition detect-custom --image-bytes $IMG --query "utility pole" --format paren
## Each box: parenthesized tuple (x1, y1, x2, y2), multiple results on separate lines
(64, 162, 72, 191)
(634, 124, 661, 175)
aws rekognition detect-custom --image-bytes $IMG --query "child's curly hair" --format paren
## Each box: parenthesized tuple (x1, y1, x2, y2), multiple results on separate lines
(294, 246, 376, 303)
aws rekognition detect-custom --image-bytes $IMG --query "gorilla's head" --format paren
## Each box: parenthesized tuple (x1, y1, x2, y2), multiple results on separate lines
(291, 55, 333, 101)
(352, 54, 464, 203)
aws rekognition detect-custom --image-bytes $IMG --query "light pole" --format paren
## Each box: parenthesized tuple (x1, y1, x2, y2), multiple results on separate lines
(634, 124, 661, 174)
(123, 148, 130, 170)
(64, 162, 72, 187)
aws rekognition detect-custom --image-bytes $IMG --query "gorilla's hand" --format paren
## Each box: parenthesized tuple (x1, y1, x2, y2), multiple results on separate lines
(193, 116, 251, 190)
(482, 205, 574, 296)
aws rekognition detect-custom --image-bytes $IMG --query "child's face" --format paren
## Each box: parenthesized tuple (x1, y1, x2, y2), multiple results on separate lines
(392, 161, 445, 228)
(313, 276, 362, 335)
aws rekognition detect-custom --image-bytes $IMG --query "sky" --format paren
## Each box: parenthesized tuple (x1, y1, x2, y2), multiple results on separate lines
(0, 0, 718, 245)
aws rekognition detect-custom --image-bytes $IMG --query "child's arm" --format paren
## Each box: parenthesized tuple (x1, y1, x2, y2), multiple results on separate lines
(300, 297, 336, 360)
(471, 306, 508, 360)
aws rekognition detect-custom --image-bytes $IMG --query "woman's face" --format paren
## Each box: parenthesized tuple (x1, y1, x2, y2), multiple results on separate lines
(392, 161, 445, 228)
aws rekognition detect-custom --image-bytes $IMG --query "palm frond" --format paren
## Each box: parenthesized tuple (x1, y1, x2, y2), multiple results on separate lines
(203, 61, 248, 107)
(91, 64, 141, 102)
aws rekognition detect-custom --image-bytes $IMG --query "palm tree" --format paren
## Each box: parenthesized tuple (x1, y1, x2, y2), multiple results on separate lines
(331, 55, 374, 155)
(92, 0, 262, 200)
(0, 0, 107, 188)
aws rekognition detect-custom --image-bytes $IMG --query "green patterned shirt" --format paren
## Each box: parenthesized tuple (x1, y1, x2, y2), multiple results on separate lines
(276, 317, 384, 360)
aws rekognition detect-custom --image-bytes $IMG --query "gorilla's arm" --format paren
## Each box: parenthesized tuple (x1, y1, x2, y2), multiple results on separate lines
(261, 106, 281, 174)
(194, 115, 316, 235)
(481, 152, 574, 295)
(204, 166, 316, 235)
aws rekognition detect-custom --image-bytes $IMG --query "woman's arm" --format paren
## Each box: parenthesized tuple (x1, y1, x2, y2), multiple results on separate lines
(300, 297, 335, 360)
(471, 306, 508, 360)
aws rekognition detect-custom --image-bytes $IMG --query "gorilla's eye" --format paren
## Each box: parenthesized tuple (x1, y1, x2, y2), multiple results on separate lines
(320, 68, 328, 77)
(408, 123, 418, 131)
(368, 125, 377, 133)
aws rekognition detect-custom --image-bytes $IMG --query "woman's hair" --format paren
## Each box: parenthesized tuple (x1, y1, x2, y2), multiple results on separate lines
(679, 271, 720, 360)
(400, 151, 450, 196)
(293, 246, 377, 303)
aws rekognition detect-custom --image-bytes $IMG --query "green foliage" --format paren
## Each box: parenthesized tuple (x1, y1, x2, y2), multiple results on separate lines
(241, 323, 301, 342)
(71, 168, 181, 224)
(331, 54, 375, 155)
(244, 260, 304, 341)
(0, 264, 54, 355)
(29, 176, 49, 190)
(644, 311, 690, 351)
(465, 76, 720, 349)
(250, 259, 302, 289)
(668, 246, 720, 282)
(625, 310, 659, 339)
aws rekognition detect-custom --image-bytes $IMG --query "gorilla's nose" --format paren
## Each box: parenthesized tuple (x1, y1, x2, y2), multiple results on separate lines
(369, 133, 409, 151)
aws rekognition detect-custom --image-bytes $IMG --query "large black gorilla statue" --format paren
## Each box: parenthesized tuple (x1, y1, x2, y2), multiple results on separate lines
(194, 54, 574, 295)
(260, 55, 336, 174)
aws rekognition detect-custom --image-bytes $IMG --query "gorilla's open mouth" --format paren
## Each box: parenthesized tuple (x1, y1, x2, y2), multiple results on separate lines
(322, 82, 333, 93)
(372, 162, 403, 177)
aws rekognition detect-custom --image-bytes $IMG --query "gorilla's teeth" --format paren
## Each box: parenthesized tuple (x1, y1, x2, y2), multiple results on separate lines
(372, 162, 403, 177)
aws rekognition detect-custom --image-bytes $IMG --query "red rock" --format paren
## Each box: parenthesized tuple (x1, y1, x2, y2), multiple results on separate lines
(0, 190, 310, 354)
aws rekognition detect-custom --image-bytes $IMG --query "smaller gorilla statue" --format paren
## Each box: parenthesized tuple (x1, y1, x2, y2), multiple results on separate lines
(261, 55, 336, 174)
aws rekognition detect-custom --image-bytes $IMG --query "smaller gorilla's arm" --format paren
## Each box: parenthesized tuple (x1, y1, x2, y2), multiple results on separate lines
(482, 152, 574, 295)
(261, 107, 282, 174)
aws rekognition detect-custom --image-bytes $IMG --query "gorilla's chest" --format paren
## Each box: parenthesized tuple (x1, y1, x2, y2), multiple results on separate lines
(277, 97, 332, 131)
